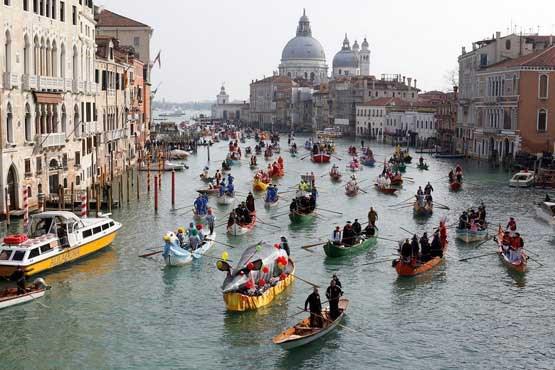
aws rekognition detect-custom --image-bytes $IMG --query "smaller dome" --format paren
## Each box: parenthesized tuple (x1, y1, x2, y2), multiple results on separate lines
(361, 37, 369, 49)
(333, 34, 359, 69)
(352, 40, 360, 51)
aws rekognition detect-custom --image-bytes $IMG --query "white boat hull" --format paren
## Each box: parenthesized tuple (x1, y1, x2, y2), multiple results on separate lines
(217, 195, 235, 205)
(164, 247, 193, 266)
(0, 289, 46, 310)
(191, 233, 216, 259)
(277, 309, 346, 350)
(535, 205, 555, 226)
(455, 229, 488, 243)
(227, 223, 249, 236)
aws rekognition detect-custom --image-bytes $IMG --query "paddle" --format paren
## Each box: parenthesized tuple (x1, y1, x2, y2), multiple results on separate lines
(459, 251, 498, 262)
(139, 250, 163, 258)
(205, 239, 236, 249)
(359, 258, 396, 266)
(527, 255, 544, 266)
(291, 274, 320, 288)
(434, 201, 450, 210)
(255, 217, 280, 229)
(331, 154, 343, 161)
(377, 236, 402, 243)
(301, 241, 327, 250)
(316, 208, 343, 215)
(390, 196, 415, 207)
(400, 226, 414, 235)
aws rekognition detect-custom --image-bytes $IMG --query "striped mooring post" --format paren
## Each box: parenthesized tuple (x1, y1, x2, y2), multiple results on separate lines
(23, 187, 29, 228)
(81, 193, 87, 218)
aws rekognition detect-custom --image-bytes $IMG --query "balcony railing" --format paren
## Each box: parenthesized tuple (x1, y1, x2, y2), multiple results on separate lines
(72, 80, 85, 94)
(3, 72, 19, 89)
(36, 133, 66, 148)
(37, 76, 64, 91)
(22, 75, 38, 90)
(65, 78, 73, 92)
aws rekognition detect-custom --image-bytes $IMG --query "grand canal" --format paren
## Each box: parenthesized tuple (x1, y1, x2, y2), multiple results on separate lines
(1, 136, 554, 369)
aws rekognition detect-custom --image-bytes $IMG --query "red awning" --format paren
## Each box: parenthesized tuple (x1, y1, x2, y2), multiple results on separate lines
(34, 92, 63, 104)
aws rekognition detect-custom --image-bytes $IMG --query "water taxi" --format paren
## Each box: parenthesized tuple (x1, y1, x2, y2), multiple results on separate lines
(0, 211, 121, 277)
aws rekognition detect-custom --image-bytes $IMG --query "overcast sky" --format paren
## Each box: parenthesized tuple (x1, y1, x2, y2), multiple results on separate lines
(101, 0, 555, 102)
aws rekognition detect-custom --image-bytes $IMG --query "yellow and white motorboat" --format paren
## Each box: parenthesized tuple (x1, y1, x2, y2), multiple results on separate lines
(0, 211, 121, 277)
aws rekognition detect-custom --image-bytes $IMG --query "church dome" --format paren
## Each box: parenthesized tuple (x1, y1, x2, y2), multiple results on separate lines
(280, 9, 326, 62)
(333, 34, 359, 68)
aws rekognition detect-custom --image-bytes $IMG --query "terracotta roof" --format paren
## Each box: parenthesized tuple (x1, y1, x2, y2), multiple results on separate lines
(486, 45, 555, 70)
(97, 9, 150, 28)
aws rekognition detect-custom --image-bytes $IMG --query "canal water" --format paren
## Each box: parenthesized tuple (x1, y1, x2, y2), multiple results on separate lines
(1, 136, 554, 369)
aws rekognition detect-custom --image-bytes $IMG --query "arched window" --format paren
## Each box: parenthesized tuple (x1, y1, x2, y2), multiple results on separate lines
(61, 104, 67, 133)
(25, 104, 32, 141)
(310, 72, 315, 81)
(72, 46, 79, 81)
(45, 39, 51, 76)
(51, 41, 57, 77)
(6, 103, 13, 144)
(537, 109, 547, 132)
(539, 74, 548, 99)
(60, 43, 66, 78)
(4, 31, 12, 73)
(505, 39, 511, 50)
(74, 104, 80, 136)
(33, 36, 39, 75)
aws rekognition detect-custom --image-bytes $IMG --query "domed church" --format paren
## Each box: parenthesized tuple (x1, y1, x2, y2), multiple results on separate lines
(332, 34, 370, 78)
(278, 9, 329, 83)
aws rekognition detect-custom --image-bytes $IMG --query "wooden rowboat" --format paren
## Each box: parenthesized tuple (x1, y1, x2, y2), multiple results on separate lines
(264, 196, 279, 208)
(390, 175, 403, 186)
(253, 178, 270, 192)
(374, 184, 398, 195)
(0, 278, 49, 310)
(330, 172, 342, 182)
(495, 227, 527, 273)
(311, 153, 331, 163)
(417, 163, 429, 170)
(455, 228, 488, 243)
(450, 180, 462, 191)
(196, 188, 219, 196)
(216, 194, 235, 205)
(289, 210, 315, 224)
(227, 212, 256, 236)
(345, 183, 359, 197)
(394, 240, 448, 277)
(273, 298, 349, 350)
(323, 235, 377, 258)
(413, 201, 433, 217)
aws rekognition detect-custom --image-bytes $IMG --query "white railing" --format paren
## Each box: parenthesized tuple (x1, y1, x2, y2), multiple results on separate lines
(37, 76, 64, 91)
(3, 72, 19, 89)
(36, 133, 66, 148)
(22, 75, 38, 90)
(65, 78, 73, 92)
(82, 121, 98, 136)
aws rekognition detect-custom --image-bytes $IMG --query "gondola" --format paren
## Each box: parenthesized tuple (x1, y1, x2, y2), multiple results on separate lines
(495, 226, 527, 273)
(273, 298, 349, 350)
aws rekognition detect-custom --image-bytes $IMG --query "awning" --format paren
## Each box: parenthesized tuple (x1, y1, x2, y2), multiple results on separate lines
(34, 92, 63, 104)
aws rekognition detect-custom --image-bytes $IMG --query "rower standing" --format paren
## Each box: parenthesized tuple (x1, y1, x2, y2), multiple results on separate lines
(352, 219, 362, 235)
(10, 265, 26, 294)
(331, 273, 342, 288)
(326, 280, 343, 320)
(331, 226, 342, 245)
(206, 208, 215, 235)
(279, 236, 290, 256)
(246, 192, 256, 212)
(507, 217, 517, 236)
(304, 287, 323, 328)
(424, 182, 434, 195)
(368, 207, 378, 227)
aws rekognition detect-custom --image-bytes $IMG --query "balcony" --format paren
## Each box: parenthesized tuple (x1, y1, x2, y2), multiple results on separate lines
(72, 80, 85, 94)
(37, 76, 64, 91)
(3, 72, 19, 89)
(36, 133, 66, 148)
(64, 78, 73, 92)
(80, 122, 98, 137)
(22, 75, 38, 90)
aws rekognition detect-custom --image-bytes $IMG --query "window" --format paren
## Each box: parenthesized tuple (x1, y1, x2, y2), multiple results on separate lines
(76, 176, 80, 185)
(29, 248, 40, 259)
(95, 69, 99, 83)
(4, 0, 10, 5)
(62, 153, 68, 169)
(12, 251, 26, 261)
(101, 223, 110, 231)
(24, 104, 32, 141)
(25, 159, 31, 175)
(0, 250, 13, 260)
(24, 0, 29, 10)
(538, 109, 547, 132)
(480, 54, 488, 67)
(539, 75, 548, 99)
(36, 157, 42, 174)
(33, 0, 37, 12)
(52, 0, 55, 19)
(75, 151, 80, 166)
(72, 5, 76, 25)
(93, 226, 101, 234)
(83, 229, 92, 238)
(133, 37, 140, 47)
(6, 103, 13, 144)
(63, 178, 67, 188)
(40, 244, 52, 253)
(505, 40, 511, 50)
(60, 0, 64, 21)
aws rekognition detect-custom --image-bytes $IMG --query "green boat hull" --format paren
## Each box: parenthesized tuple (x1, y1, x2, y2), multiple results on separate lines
(289, 212, 315, 224)
(323, 235, 378, 258)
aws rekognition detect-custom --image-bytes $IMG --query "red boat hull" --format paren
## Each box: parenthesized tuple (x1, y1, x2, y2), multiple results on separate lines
(450, 181, 462, 191)
(311, 154, 331, 163)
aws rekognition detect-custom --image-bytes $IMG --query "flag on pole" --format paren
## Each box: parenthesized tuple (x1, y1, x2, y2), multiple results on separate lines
(152, 51, 161, 68)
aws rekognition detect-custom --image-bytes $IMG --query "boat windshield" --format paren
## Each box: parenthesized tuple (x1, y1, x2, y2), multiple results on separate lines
(28, 217, 56, 237)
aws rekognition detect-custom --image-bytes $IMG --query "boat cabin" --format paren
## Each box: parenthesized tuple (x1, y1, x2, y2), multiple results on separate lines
(509, 171, 535, 187)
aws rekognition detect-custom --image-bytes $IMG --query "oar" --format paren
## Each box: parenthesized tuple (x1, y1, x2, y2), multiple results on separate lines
(301, 241, 327, 250)
(205, 238, 236, 249)
(459, 251, 498, 262)
(377, 236, 401, 243)
(331, 154, 343, 161)
(316, 208, 343, 215)
(290, 274, 319, 288)
(390, 196, 415, 207)
(359, 258, 396, 266)
(400, 226, 414, 235)
(271, 211, 290, 219)
(359, 188, 368, 194)
(434, 201, 450, 210)
(139, 250, 163, 258)
(255, 216, 280, 228)
(390, 204, 414, 210)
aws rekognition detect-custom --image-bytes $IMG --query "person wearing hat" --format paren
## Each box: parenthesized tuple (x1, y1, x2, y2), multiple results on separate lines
(331, 274, 342, 288)
(176, 227, 186, 246)
(279, 236, 290, 256)
(352, 219, 362, 236)
(304, 287, 323, 328)
(188, 228, 201, 251)
(420, 233, 431, 262)
(342, 221, 355, 247)
(332, 226, 342, 245)
(326, 279, 343, 320)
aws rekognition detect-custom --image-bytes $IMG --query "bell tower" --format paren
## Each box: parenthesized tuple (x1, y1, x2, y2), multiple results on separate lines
(360, 37, 371, 76)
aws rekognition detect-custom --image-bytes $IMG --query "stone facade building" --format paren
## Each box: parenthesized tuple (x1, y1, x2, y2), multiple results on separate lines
(0, 2, 152, 214)
(456, 32, 553, 159)
(211, 85, 248, 122)
(249, 75, 295, 131)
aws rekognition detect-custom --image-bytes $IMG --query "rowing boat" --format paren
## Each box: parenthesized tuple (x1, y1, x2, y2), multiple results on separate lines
(394, 240, 448, 276)
(374, 184, 398, 195)
(0, 278, 49, 310)
(330, 171, 342, 182)
(197, 188, 220, 196)
(289, 210, 315, 224)
(495, 226, 527, 273)
(345, 182, 359, 197)
(417, 163, 429, 170)
(199, 173, 214, 183)
(253, 178, 270, 192)
(450, 180, 462, 191)
(392, 162, 406, 173)
(311, 153, 331, 163)
(216, 193, 235, 205)
(264, 197, 279, 208)
(323, 235, 377, 258)
(390, 175, 403, 186)
(361, 157, 375, 167)
(455, 228, 488, 243)
(227, 212, 256, 236)
(413, 201, 433, 217)
(192, 208, 208, 223)
(273, 298, 349, 349)
(163, 231, 216, 266)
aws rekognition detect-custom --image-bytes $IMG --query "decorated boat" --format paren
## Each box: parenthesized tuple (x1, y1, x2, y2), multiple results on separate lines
(323, 235, 377, 258)
(253, 178, 270, 192)
(347, 159, 362, 172)
(389, 174, 403, 186)
(495, 226, 527, 273)
(330, 169, 342, 182)
(311, 153, 331, 163)
(0, 278, 50, 310)
(0, 211, 121, 278)
(162, 231, 216, 266)
(455, 228, 488, 243)
(413, 200, 433, 217)
(374, 184, 398, 195)
(219, 242, 294, 311)
(227, 212, 256, 236)
(273, 298, 349, 350)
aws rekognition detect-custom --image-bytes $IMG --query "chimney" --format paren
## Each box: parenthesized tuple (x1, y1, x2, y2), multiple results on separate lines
(453, 86, 458, 99)
(472, 43, 477, 51)
(550, 35, 553, 46)
(407, 77, 412, 87)
(414, 79, 417, 89)
(496, 31, 501, 39)
(462, 46, 466, 54)
(403, 76, 406, 84)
